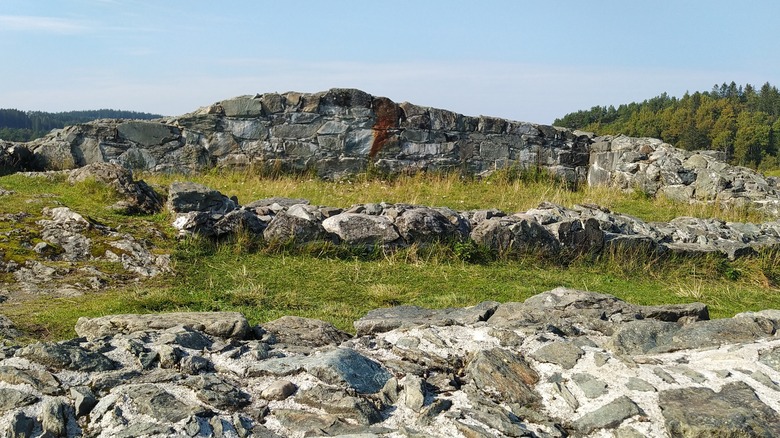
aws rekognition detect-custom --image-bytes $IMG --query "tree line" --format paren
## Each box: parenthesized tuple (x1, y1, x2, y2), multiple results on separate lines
(554, 82, 780, 170)
(0, 108, 163, 142)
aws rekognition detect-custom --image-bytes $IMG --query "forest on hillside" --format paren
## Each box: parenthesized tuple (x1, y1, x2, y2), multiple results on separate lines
(0, 108, 162, 142)
(554, 82, 780, 170)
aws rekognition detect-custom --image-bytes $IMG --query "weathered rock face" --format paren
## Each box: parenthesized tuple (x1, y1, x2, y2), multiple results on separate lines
(14, 89, 590, 183)
(170, 182, 780, 260)
(1, 288, 778, 437)
(7, 89, 780, 215)
(588, 135, 780, 216)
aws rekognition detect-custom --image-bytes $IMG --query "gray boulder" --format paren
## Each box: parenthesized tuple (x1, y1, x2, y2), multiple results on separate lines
(74, 311, 250, 340)
(68, 162, 163, 214)
(322, 213, 401, 245)
(167, 181, 237, 214)
(263, 210, 326, 243)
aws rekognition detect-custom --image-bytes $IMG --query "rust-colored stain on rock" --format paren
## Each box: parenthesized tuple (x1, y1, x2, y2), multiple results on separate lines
(370, 97, 400, 159)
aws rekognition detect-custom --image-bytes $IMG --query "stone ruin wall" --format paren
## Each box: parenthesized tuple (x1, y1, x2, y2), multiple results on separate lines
(19, 88, 592, 182)
(6, 87, 780, 216)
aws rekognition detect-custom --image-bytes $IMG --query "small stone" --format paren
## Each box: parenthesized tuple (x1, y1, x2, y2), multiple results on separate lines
(6, 411, 36, 438)
(626, 377, 656, 392)
(593, 351, 610, 367)
(71, 386, 98, 417)
(553, 381, 579, 410)
(572, 373, 608, 398)
(751, 370, 780, 391)
(572, 395, 641, 434)
(530, 341, 584, 370)
(417, 398, 453, 426)
(653, 367, 677, 384)
(180, 355, 213, 374)
(260, 380, 297, 401)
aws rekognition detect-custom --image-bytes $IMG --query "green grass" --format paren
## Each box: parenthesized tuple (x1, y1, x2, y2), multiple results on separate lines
(2, 168, 780, 342)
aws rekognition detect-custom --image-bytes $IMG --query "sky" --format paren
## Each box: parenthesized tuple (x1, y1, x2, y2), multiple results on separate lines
(1, 1, 779, 124)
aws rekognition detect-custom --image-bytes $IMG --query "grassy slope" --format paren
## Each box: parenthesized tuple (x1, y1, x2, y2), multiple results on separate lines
(2, 169, 780, 341)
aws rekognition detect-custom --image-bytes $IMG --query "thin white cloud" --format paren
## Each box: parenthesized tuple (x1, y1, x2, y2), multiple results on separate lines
(0, 15, 89, 34)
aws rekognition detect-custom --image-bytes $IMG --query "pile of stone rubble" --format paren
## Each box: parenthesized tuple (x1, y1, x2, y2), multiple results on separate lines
(169, 180, 780, 261)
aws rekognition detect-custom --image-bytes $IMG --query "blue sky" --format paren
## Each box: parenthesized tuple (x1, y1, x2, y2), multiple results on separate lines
(2, 0, 778, 124)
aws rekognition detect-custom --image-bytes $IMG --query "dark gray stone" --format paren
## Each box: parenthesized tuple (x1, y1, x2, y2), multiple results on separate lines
(572, 395, 641, 434)
(5, 411, 36, 438)
(660, 381, 780, 437)
(71, 386, 98, 417)
(117, 121, 178, 147)
(261, 316, 351, 348)
(466, 348, 539, 406)
(530, 341, 584, 370)
(0, 388, 38, 412)
(122, 383, 208, 423)
(183, 374, 251, 410)
(394, 207, 458, 243)
(247, 348, 390, 394)
(262, 210, 326, 243)
(16, 341, 116, 372)
(167, 181, 237, 214)
(0, 365, 60, 395)
(296, 385, 382, 425)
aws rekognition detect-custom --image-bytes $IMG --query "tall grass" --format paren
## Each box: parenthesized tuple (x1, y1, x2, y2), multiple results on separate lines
(2, 168, 780, 342)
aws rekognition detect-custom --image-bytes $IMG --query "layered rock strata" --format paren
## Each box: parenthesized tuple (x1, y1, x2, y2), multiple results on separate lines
(0, 288, 778, 437)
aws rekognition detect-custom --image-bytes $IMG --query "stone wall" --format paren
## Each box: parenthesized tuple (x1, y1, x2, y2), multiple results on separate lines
(10, 88, 780, 215)
(21, 88, 591, 182)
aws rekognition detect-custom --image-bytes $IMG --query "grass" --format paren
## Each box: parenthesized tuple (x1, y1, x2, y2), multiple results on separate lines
(2, 168, 780, 342)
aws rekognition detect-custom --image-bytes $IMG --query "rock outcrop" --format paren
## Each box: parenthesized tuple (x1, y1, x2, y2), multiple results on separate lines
(169, 182, 780, 260)
(1, 288, 778, 437)
(5, 88, 780, 216)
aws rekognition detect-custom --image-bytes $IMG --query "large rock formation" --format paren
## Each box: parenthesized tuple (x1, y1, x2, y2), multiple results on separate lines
(1, 288, 778, 437)
(5, 88, 779, 216)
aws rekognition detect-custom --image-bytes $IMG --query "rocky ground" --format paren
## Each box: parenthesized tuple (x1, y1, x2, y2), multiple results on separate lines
(0, 165, 170, 307)
(0, 288, 778, 437)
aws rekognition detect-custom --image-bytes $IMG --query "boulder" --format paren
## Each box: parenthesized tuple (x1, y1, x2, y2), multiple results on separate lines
(167, 181, 237, 214)
(74, 311, 250, 340)
(322, 213, 401, 245)
(68, 162, 163, 214)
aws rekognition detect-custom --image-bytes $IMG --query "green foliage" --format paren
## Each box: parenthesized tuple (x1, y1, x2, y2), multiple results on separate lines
(554, 81, 780, 169)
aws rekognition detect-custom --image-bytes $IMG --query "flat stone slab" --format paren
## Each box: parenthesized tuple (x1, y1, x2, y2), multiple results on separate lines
(354, 301, 499, 335)
(75, 312, 250, 340)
